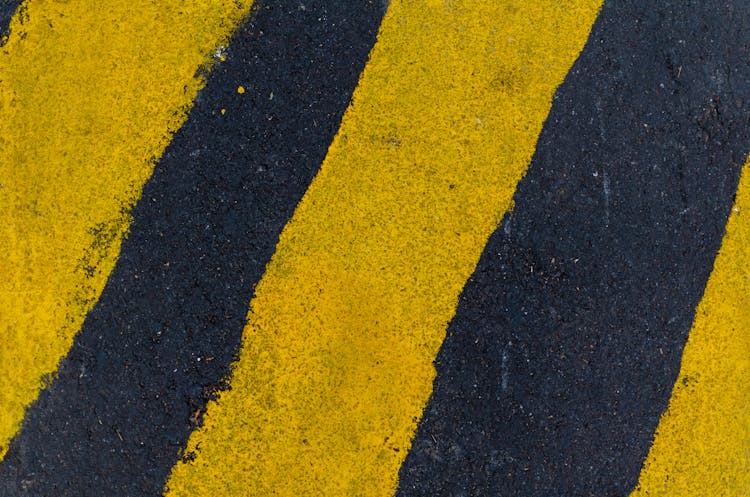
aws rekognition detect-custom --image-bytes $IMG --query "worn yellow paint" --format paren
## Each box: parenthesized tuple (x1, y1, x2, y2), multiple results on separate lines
(164, 1, 601, 495)
(631, 165, 750, 496)
(0, 0, 253, 459)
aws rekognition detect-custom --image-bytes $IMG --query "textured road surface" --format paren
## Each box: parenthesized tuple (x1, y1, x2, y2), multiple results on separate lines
(0, 1, 748, 496)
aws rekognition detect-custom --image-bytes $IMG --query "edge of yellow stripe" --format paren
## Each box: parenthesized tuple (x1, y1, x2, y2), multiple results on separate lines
(0, 0, 254, 459)
(164, 1, 602, 496)
(631, 163, 750, 496)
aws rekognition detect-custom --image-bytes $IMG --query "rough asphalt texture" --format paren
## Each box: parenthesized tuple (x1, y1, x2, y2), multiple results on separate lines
(0, 2, 385, 495)
(1, 1, 749, 496)
(0, 0, 20, 40)
(397, 1, 750, 496)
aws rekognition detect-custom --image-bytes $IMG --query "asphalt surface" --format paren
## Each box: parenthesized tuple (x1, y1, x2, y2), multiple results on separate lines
(0, 1, 747, 496)
(0, 0, 21, 40)
(398, 1, 750, 496)
(0, 2, 385, 495)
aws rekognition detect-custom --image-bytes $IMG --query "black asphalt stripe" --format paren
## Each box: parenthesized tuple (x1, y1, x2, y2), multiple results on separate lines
(0, 0, 23, 41)
(397, 2, 750, 496)
(0, 2, 385, 496)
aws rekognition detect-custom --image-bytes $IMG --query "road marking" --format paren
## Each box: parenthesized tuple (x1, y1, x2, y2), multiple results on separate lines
(393, 3, 750, 494)
(0, 0, 252, 458)
(164, 1, 601, 495)
(0, 4, 387, 494)
(631, 164, 750, 496)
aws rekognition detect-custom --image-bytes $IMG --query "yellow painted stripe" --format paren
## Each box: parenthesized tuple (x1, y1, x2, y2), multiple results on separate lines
(0, 0, 252, 458)
(630, 165, 750, 495)
(164, 1, 601, 495)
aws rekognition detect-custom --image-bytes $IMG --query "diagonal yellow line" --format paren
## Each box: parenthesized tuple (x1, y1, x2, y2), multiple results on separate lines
(631, 164, 750, 496)
(164, 1, 602, 495)
(0, 0, 253, 459)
